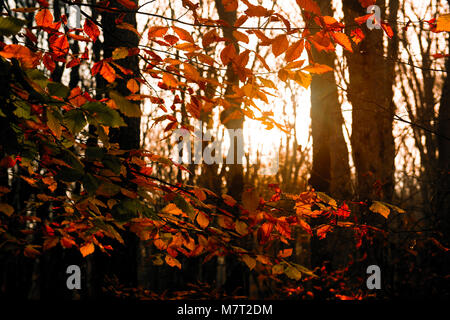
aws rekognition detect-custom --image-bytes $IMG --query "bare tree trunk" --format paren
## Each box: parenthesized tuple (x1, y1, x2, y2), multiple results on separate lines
(343, 0, 397, 202)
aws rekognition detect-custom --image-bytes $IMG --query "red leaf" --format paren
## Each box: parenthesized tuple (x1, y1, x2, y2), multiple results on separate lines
(84, 19, 100, 42)
(117, 0, 138, 9)
(257, 222, 273, 244)
(50, 35, 69, 57)
(381, 22, 394, 39)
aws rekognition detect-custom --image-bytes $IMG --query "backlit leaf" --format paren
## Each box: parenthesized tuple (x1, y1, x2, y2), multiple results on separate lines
(80, 242, 95, 257)
(110, 90, 142, 117)
(272, 34, 289, 57)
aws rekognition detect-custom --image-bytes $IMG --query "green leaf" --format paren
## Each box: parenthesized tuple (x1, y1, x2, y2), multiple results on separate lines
(109, 90, 141, 117)
(13, 101, 31, 119)
(82, 102, 126, 127)
(25, 69, 48, 90)
(85, 147, 106, 161)
(82, 173, 99, 195)
(56, 167, 84, 182)
(173, 194, 195, 220)
(102, 154, 122, 174)
(0, 17, 27, 36)
(63, 109, 86, 135)
(47, 82, 70, 98)
(46, 108, 62, 138)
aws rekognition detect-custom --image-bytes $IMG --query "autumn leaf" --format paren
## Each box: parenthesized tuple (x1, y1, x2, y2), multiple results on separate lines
(165, 254, 181, 269)
(242, 255, 256, 270)
(117, 0, 137, 9)
(272, 264, 284, 275)
(436, 14, 450, 32)
(0, 44, 40, 69)
(60, 237, 76, 249)
(272, 34, 289, 57)
(278, 248, 293, 258)
(284, 265, 302, 280)
(110, 90, 142, 117)
(196, 211, 209, 229)
(24, 245, 41, 259)
(351, 28, 365, 44)
(80, 242, 95, 257)
(0, 203, 14, 216)
(84, 19, 100, 42)
(235, 220, 248, 235)
(296, 0, 321, 16)
(354, 13, 374, 25)
(127, 79, 139, 93)
(220, 43, 237, 65)
(35, 9, 53, 28)
(172, 26, 194, 43)
(332, 32, 353, 52)
(257, 222, 273, 244)
(285, 40, 304, 62)
(381, 22, 394, 39)
(162, 72, 180, 87)
(369, 201, 390, 219)
(222, 0, 238, 12)
(302, 63, 333, 74)
(148, 26, 169, 38)
(358, 0, 377, 8)
(232, 30, 249, 44)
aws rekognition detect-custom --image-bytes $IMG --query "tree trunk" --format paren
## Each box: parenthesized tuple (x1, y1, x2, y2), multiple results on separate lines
(343, 0, 397, 202)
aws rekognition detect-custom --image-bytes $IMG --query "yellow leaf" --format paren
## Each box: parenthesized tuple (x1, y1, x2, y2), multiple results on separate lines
(285, 265, 302, 280)
(242, 254, 256, 270)
(293, 71, 312, 88)
(272, 264, 284, 275)
(436, 14, 450, 32)
(162, 203, 184, 216)
(235, 220, 248, 235)
(369, 201, 390, 219)
(0, 203, 14, 216)
(112, 47, 129, 60)
(80, 242, 95, 257)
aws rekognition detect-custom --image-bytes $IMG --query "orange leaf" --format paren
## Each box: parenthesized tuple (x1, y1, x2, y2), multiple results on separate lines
(80, 242, 95, 257)
(183, 63, 201, 82)
(272, 34, 289, 57)
(172, 26, 194, 43)
(242, 255, 256, 270)
(354, 13, 374, 25)
(35, 9, 53, 27)
(60, 237, 76, 249)
(296, 0, 321, 15)
(220, 43, 237, 65)
(278, 248, 293, 258)
(162, 73, 179, 87)
(285, 39, 304, 62)
(222, 0, 238, 12)
(196, 211, 209, 229)
(100, 62, 116, 83)
(350, 28, 365, 44)
(332, 32, 353, 52)
(257, 222, 273, 244)
(0, 44, 40, 69)
(148, 26, 169, 38)
(127, 79, 139, 93)
(302, 63, 333, 74)
(232, 30, 249, 44)
(165, 254, 181, 269)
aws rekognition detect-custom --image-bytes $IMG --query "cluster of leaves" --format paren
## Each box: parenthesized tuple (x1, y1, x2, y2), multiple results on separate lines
(0, 0, 448, 298)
